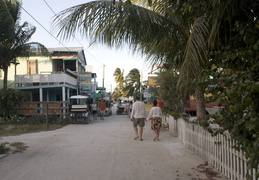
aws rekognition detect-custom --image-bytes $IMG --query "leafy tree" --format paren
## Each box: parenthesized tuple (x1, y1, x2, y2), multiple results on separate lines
(156, 68, 187, 118)
(0, 0, 49, 89)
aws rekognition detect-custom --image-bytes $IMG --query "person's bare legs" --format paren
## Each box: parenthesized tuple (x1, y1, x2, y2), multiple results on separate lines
(133, 126, 139, 139)
(101, 112, 104, 120)
(157, 130, 160, 141)
(139, 127, 143, 141)
(153, 130, 158, 141)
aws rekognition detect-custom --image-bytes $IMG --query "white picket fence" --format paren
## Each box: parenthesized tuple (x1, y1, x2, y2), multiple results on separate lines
(167, 116, 259, 180)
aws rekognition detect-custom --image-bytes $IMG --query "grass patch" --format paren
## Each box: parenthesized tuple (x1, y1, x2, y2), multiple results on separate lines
(0, 142, 29, 154)
(0, 124, 67, 136)
(9, 142, 29, 154)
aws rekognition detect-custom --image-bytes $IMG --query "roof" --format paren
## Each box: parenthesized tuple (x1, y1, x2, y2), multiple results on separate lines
(48, 47, 84, 52)
(48, 47, 86, 66)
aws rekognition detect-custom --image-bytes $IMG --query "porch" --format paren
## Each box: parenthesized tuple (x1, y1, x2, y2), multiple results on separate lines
(15, 73, 77, 88)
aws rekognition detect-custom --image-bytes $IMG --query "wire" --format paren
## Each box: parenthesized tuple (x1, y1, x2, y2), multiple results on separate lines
(42, 0, 132, 76)
(14, 0, 72, 52)
(17, 0, 134, 87)
(43, 0, 136, 77)
(43, 0, 105, 66)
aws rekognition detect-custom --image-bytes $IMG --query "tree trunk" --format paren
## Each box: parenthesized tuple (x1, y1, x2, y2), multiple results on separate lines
(194, 87, 206, 120)
(3, 66, 8, 90)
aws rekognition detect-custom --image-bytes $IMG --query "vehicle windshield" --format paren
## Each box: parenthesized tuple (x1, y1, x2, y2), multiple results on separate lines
(70, 96, 88, 105)
(70, 99, 87, 105)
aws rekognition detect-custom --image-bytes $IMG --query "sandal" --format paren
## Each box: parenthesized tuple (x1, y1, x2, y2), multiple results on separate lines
(134, 136, 139, 140)
(153, 137, 157, 141)
(140, 138, 143, 141)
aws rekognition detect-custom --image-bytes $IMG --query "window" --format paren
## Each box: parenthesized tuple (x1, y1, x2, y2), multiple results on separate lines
(27, 59, 38, 74)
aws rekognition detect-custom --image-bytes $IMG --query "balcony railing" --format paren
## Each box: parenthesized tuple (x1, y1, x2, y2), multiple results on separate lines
(15, 74, 78, 88)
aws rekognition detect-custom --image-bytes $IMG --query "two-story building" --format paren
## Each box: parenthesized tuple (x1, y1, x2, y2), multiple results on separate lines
(0, 47, 98, 115)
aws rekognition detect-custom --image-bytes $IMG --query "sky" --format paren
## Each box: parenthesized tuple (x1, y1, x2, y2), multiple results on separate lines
(19, 0, 151, 92)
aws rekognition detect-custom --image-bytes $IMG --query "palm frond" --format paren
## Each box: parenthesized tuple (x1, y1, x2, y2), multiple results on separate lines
(52, 1, 186, 67)
(0, 0, 15, 42)
(177, 16, 210, 88)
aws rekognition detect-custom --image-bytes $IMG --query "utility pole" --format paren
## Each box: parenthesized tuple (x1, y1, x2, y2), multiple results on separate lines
(140, 69, 143, 101)
(102, 64, 105, 97)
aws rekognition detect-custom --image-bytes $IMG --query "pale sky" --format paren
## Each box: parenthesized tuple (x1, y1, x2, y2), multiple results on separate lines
(20, 0, 150, 92)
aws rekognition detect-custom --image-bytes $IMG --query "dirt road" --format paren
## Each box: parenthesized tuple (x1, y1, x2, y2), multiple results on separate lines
(0, 107, 227, 180)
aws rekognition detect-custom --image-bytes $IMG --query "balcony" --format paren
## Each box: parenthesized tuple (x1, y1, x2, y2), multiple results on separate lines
(15, 73, 78, 88)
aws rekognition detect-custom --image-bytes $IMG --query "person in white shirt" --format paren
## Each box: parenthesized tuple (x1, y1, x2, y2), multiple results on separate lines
(147, 100, 163, 141)
(130, 97, 146, 141)
(90, 101, 98, 120)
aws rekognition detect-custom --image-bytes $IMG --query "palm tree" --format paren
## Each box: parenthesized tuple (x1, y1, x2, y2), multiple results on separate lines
(52, 0, 208, 117)
(0, 0, 49, 89)
(113, 68, 124, 96)
(123, 68, 141, 98)
(52, 0, 254, 119)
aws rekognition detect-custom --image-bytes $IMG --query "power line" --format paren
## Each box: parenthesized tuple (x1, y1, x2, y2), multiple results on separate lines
(43, 0, 105, 66)
(42, 0, 121, 79)
(14, 0, 72, 52)
(14, 0, 119, 90)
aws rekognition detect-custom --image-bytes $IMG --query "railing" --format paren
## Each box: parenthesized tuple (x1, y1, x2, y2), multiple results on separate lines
(17, 101, 69, 117)
(15, 74, 78, 87)
(16, 101, 69, 128)
(167, 116, 259, 180)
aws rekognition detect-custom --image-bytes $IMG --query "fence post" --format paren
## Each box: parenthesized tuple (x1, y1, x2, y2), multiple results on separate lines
(46, 104, 49, 128)
(60, 102, 62, 122)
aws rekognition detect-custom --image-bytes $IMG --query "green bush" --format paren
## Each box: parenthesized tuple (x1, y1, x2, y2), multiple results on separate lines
(0, 143, 10, 154)
(0, 89, 29, 118)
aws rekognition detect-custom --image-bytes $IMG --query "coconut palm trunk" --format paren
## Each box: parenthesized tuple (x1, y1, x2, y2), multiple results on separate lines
(3, 65, 8, 90)
(194, 87, 206, 120)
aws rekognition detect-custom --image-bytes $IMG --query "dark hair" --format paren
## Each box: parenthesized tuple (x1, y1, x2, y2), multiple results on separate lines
(153, 100, 158, 106)
(135, 97, 140, 100)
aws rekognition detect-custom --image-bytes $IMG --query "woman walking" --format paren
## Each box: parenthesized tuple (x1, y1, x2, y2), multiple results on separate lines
(147, 100, 163, 141)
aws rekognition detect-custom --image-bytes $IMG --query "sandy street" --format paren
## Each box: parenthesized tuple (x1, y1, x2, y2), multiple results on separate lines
(0, 107, 228, 180)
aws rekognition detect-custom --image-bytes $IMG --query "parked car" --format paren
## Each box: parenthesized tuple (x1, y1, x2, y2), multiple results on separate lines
(69, 95, 91, 124)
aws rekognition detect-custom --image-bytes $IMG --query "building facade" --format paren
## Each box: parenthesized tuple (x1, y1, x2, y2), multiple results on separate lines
(1, 47, 97, 103)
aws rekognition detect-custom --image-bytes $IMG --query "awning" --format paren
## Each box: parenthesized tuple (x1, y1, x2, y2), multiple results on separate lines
(96, 87, 106, 90)
(52, 55, 77, 60)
